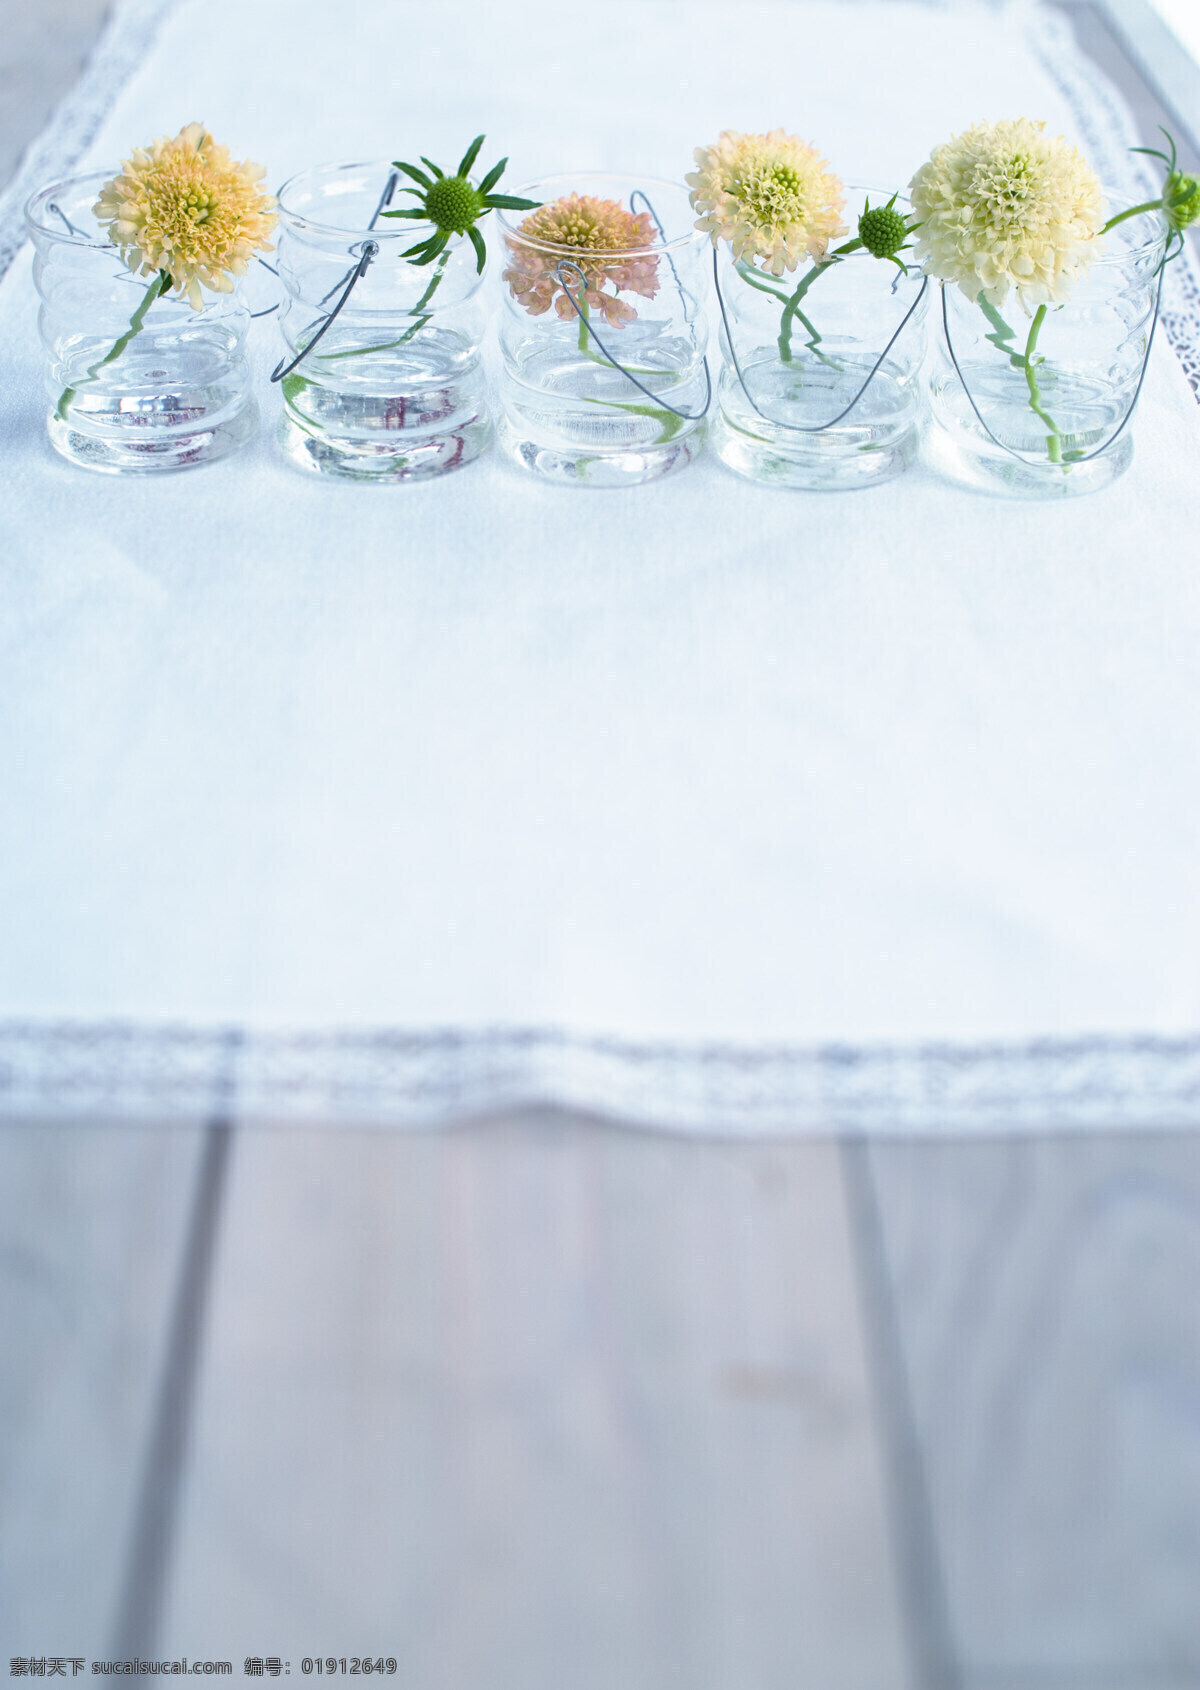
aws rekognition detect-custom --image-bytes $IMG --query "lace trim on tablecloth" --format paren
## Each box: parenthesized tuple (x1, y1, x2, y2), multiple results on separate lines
(2, 1022, 1200, 1133)
(1027, 0, 1200, 397)
(0, 0, 180, 281)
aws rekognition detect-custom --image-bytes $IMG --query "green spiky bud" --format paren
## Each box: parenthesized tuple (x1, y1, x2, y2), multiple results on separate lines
(1165, 170, 1200, 232)
(857, 202, 908, 259)
(425, 175, 485, 235)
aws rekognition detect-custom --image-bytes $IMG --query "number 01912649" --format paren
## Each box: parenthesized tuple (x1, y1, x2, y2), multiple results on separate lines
(300, 1661, 397, 1675)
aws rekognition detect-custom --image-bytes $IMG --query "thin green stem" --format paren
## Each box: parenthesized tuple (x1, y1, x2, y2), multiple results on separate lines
(308, 249, 453, 364)
(280, 374, 323, 440)
(1100, 199, 1162, 234)
(571, 291, 606, 359)
(1023, 304, 1064, 464)
(319, 337, 415, 361)
(778, 285, 835, 367)
(568, 294, 684, 439)
(56, 269, 172, 420)
(1102, 180, 1195, 241)
(776, 240, 862, 364)
(734, 245, 863, 364)
(397, 250, 451, 345)
(734, 261, 793, 304)
(788, 303, 840, 369)
(409, 250, 450, 315)
(571, 294, 675, 379)
(977, 295, 1024, 367)
(584, 395, 683, 443)
(778, 283, 819, 362)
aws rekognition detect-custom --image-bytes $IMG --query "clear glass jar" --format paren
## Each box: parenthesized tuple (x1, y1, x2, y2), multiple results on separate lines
(496, 175, 708, 486)
(926, 194, 1168, 497)
(710, 189, 930, 490)
(26, 174, 256, 475)
(274, 161, 490, 481)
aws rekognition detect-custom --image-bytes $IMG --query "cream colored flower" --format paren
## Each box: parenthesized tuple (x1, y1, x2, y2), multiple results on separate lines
(686, 129, 846, 276)
(909, 118, 1105, 308)
(94, 122, 277, 310)
(503, 195, 659, 325)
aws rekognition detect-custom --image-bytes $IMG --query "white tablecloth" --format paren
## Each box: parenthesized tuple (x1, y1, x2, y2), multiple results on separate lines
(2, 0, 1200, 1132)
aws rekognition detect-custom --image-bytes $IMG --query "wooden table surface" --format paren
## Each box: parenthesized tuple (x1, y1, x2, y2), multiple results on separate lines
(4, 1116, 1199, 1685)
(2, 5, 1199, 1684)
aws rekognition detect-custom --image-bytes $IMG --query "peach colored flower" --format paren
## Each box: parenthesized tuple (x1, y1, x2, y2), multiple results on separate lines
(504, 194, 659, 325)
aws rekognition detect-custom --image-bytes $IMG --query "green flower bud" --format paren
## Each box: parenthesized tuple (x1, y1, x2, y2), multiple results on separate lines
(857, 203, 908, 259)
(1165, 170, 1200, 232)
(426, 175, 485, 235)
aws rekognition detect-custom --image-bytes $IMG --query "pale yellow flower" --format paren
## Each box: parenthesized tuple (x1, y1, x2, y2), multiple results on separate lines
(686, 129, 846, 276)
(909, 118, 1105, 308)
(94, 122, 277, 310)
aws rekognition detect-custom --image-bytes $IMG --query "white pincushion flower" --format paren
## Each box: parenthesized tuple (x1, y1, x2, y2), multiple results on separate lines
(909, 118, 1105, 308)
(687, 129, 846, 276)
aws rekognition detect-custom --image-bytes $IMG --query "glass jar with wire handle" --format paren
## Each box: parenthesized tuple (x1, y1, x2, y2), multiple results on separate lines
(496, 175, 710, 487)
(271, 139, 529, 482)
(709, 187, 930, 490)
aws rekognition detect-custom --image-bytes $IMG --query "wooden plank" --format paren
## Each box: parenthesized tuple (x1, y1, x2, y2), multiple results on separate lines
(0, 0, 111, 192)
(867, 1132, 1200, 1688)
(160, 1113, 906, 1689)
(0, 1120, 207, 1650)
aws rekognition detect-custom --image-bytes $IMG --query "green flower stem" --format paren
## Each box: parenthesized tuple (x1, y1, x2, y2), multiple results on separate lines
(977, 296, 1024, 367)
(393, 249, 452, 349)
(786, 302, 839, 366)
(1023, 304, 1064, 464)
(777, 284, 820, 362)
(1101, 179, 1197, 238)
(56, 268, 171, 421)
(585, 396, 683, 443)
(572, 294, 660, 374)
(319, 338, 413, 361)
(778, 237, 863, 362)
(280, 373, 323, 439)
(733, 262, 793, 305)
(306, 251, 453, 365)
(575, 296, 605, 359)
(1101, 199, 1166, 233)
(577, 297, 590, 355)
(734, 239, 863, 367)
(570, 296, 682, 440)
(405, 250, 451, 318)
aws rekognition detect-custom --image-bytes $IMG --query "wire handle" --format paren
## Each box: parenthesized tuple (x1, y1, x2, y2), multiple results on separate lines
(270, 240, 379, 383)
(367, 170, 400, 231)
(248, 256, 283, 319)
(47, 202, 86, 238)
(712, 247, 929, 433)
(555, 259, 711, 422)
(629, 188, 686, 299)
(938, 273, 1164, 468)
